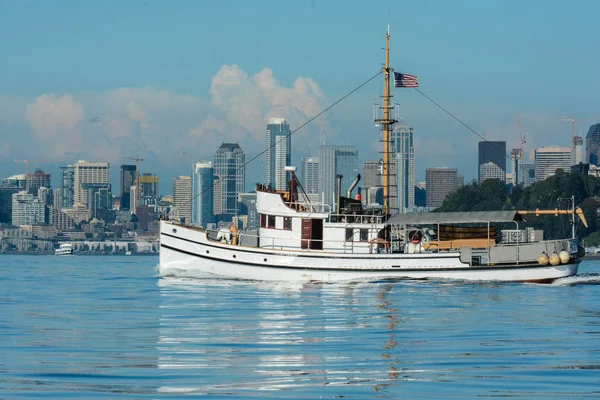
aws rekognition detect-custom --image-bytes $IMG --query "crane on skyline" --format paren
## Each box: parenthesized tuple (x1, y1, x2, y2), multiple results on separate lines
(516, 112, 527, 159)
(562, 117, 600, 160)
(123, 155, 144, 209)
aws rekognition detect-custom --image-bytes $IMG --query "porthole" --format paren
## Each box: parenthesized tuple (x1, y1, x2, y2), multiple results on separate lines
(172, 228, 177, 233)
(206, 250, 209, 254)
(233, 254, 236, 259)
(264, 258, 267, 262)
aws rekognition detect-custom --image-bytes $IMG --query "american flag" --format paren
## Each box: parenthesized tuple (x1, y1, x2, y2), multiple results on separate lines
(394, 72, 418, 88)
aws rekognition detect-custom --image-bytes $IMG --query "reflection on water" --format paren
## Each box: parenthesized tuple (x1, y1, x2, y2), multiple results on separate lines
(2, 256, 600, 399)
(156, 273, 600, 398)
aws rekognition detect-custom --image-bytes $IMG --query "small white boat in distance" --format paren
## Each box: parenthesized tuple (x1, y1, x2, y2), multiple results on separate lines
(55, 243, 73, 256)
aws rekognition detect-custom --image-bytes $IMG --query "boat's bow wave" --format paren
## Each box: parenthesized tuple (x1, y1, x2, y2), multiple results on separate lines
(551, 273, 600, 286)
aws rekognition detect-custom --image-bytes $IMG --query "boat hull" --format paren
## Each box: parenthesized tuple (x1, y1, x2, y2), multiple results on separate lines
(159, 223, 579, 283)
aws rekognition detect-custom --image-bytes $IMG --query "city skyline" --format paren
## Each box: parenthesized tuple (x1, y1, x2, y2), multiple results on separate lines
(1, 1, 599, 189)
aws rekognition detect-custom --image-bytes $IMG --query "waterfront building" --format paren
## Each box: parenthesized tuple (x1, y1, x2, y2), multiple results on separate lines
(120, 165, 136, 210)
(318, 145, 359, 207)
(301, 157, 319, 194)
(586, 123, 600, 165)
(425, 168, 459, 209)
(478, 141, 506, 183)
(11, 191, 45, 226)
(534, 147, 571, 181)
(73, 160, 110, 206)
(264, 118, 291, 190)
(213, 143, 245, 217)
(172, 176, 192, 224)
(390, 122, 415, 214)
(191, 161, 214, 228)
(479, 162, 506, 183)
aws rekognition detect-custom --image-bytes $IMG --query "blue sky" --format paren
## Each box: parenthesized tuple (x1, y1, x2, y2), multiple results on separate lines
(1, 0, 599, 191)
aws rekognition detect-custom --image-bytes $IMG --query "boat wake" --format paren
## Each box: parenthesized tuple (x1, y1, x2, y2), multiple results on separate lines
(552, 273, 600, 286)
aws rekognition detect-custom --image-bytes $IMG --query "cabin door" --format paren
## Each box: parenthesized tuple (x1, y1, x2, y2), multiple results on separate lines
(302, 218, 323, 250)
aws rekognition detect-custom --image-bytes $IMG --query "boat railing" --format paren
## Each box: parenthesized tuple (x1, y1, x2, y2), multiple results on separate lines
(283, 200, 332, 213)
(326, 214, 386, 224)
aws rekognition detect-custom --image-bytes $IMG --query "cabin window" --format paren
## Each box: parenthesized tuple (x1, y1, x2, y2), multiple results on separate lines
(260, 214, 266, 228)
(360, 229, 369, 242)
(268, 215, 276, 228)
(283, 217, 292, 230)
(345, 228, 354, 241)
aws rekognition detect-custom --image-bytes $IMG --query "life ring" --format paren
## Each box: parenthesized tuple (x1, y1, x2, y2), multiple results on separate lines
(408, 230, 422, 244)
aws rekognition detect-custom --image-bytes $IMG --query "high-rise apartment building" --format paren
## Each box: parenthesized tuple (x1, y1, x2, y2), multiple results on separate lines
(11, 191, 45, 226)
(73, 160, 110, 206)
(192, 161, 214, 228)
(120, 165, 136, 210)
(264, 118, 291, 190)
(301, 157, 319, 194)
(318, 145, 359, 207)
(172, 176, 192, 224)
(534, 147, 571, 181)
(213, 143, 245, 217)
(478, 141, 506, 183)
(425, 167, 459, 209)
(390, 122, 415, 214)
(479, 162, 506, 182)
(585, 123, 600, 165)
(26, 168, 51, 196)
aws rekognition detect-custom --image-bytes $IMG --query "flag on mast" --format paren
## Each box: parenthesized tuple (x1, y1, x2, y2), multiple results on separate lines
(394, 72, 418, 88)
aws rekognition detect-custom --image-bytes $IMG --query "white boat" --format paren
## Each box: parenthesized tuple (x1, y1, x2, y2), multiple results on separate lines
(158, 30, 585, 283)
(55, 243, 73, 256)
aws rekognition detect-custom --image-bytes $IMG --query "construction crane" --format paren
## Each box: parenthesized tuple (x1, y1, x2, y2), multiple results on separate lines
(123, 155, 144, 209)
(13, 158, 56, 191)
(562, 117, 600, 160)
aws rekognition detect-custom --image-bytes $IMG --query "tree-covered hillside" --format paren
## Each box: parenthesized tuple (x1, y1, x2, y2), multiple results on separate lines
(436, 171, 600, 244)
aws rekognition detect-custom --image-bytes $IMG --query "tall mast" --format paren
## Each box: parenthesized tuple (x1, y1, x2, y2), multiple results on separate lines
(382, 29, 392, 215)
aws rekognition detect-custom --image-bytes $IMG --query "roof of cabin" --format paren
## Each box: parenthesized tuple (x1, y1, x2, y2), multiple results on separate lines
(386, 211, 523, 226)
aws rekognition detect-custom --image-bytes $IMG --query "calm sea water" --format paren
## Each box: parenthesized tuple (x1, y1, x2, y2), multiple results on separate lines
(1, 255, 599, 399)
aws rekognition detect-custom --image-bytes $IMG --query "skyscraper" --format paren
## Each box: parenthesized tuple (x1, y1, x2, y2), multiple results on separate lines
(173, 176, 192, 224)
(478, 141, 506, 183)
(60, 166, 74, 208)
(192, 161, 214, 228)
(264, 118, 291, 190)
(26, 168, 51, 196)
(479, 162, 506, 182)
(213, 143, 245, 217)
(138, 173, 159, 211)
(362, 160, 381, 188)
(426, 168, 459, 208)
(534, 147, 571, 181)
(301, 157, 319, 194)
(73, 160, 110, 206)
(12, 191, 45, 226)
(573, 135, 584, 165)
(390, 122, 415, 214)
(120, 165, 136, 210)
(318, 145, 359, 207)
(585, 123, 600, 165)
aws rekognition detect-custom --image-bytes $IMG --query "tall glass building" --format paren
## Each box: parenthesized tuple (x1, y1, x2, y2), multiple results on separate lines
(264, 118, 291, 190)
(478, 141, 506, 183)
(318, 145, 359, 207)
(213, 143, 245, 217)
(60, 165, 75, 208)
(120, 165, 136, 210)
(390, 121, 415, 214)
(586, 123, 600, 165)
(191, 161, 214, 228)
(301, 157, 319, 194)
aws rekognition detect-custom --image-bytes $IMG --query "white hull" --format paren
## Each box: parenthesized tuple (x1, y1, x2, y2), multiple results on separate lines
(159, 222, 579, 283)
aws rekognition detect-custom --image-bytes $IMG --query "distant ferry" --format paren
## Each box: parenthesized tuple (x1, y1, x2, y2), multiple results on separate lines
(55, 243, 73, 256)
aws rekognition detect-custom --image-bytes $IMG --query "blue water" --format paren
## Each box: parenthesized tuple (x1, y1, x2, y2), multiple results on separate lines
(1, 256, 599, 399)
